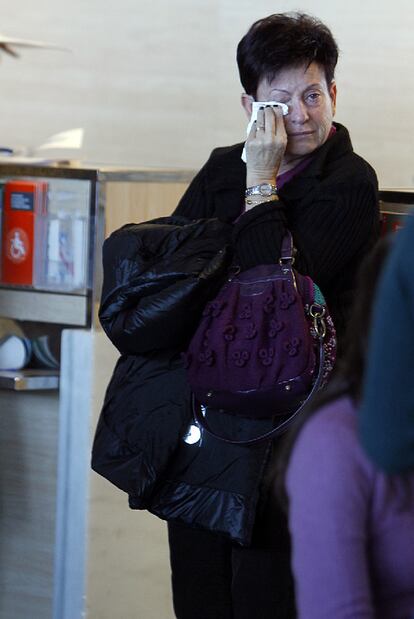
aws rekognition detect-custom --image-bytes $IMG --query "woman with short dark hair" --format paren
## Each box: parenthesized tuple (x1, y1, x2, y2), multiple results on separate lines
(175, 12, 378, 343)
(164, 12, 380, 619)
(97, 11, 380, 619)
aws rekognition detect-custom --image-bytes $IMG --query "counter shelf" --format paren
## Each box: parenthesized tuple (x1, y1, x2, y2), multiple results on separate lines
(0, 368, 59, 390)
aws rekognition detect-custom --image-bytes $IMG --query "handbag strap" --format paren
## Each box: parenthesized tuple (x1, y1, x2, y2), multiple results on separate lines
(192, 339, 325, 446)
(280, 231, 294, 262)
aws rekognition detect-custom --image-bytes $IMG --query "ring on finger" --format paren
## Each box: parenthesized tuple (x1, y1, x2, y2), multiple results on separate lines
(257, 125, 265, 131)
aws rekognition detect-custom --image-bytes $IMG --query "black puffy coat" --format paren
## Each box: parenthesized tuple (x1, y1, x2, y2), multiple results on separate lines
(92, 216, 279, 545)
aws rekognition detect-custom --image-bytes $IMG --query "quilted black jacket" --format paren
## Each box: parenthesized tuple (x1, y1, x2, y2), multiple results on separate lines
(92, 215, 275, 545)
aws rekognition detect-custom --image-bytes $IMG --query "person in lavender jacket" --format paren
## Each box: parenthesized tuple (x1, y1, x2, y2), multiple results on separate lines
(280, 238, 414, 619)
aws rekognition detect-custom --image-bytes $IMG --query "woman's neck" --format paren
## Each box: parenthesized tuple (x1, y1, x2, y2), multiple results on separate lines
(278, 154, 308, 176)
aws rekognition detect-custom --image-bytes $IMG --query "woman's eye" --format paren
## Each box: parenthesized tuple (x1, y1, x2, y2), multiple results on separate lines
(306, 92, 321, 104)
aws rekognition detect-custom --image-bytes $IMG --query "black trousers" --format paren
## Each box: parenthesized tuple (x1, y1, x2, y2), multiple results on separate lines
(167, 493, 296, 619)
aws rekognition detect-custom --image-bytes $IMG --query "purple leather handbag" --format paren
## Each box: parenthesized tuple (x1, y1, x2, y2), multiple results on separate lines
(184, 233, 336, 444)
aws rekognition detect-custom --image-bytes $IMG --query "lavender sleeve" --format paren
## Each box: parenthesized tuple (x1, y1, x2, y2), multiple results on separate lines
(286, 400, 375, 619)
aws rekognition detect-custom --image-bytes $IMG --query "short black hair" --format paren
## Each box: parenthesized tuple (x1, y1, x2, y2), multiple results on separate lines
(237, 12, 339, 97)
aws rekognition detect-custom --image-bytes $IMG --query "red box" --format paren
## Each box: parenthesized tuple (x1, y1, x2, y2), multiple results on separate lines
(1, 180, 48, 286)
(381, 212, 406, 236)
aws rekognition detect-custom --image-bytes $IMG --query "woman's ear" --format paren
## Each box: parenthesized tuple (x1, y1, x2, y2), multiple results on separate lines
(329, 81, 337, 115)
(241, 93, 254, 119)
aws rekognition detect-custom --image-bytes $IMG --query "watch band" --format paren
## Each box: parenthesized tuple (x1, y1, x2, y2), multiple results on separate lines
(245, 183, 278, 198)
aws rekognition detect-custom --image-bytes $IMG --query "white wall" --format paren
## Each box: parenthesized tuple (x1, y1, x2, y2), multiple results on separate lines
(0, 0, 413, 187)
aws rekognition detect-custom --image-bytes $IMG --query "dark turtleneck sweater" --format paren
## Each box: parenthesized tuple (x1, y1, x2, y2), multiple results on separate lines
(174, 123, 380, 348)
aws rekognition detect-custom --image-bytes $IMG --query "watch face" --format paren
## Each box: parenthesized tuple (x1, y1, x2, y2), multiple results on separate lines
(259, 183, 273, 196)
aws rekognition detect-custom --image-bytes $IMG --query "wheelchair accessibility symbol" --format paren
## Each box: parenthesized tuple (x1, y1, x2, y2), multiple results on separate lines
(6, 228, 30, 264)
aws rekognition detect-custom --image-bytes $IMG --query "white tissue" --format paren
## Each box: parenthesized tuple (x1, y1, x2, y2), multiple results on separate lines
(242, 101, 289, 163)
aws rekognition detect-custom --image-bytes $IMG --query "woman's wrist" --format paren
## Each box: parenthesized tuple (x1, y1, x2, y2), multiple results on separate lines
(246, 174, 277, 187)
(244, 177, 279, 211)
(245, 195, 279, 211)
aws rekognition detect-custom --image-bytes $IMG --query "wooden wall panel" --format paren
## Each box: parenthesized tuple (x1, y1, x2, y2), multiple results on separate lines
(85, 332, 175, 619)
(104, 181, 189, 237)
